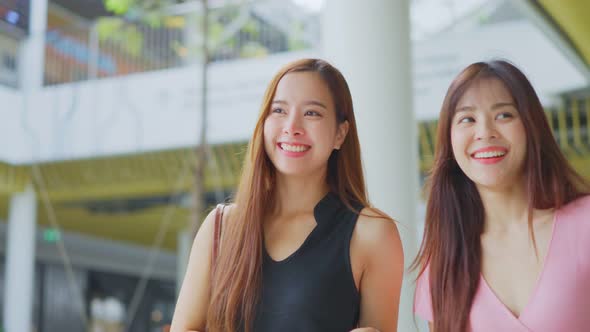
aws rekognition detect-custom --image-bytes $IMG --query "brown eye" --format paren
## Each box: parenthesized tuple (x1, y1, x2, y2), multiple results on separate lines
(496, 112, 513, 120)
(458, 117, 474, 124)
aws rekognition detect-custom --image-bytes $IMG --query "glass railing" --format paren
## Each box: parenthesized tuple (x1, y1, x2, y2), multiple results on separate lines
(43, 1, 319, 85)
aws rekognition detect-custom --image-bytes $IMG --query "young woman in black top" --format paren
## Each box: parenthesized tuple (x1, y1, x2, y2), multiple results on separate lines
(171, 58, 404, 332)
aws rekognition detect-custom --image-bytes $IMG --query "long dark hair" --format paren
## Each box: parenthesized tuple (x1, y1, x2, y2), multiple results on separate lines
(206, 59, 372, 332)
(411, 60, 589, 332)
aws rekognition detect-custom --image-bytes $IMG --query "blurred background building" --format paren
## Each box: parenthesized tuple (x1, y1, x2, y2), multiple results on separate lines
(0, 0, 588, 331)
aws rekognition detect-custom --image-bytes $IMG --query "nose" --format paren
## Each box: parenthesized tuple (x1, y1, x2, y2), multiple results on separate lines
(475, 118, 497, 141)
(283, 113, 304, 136)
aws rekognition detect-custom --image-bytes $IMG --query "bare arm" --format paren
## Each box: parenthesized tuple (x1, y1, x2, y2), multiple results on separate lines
(352, 208, 404, 332)
(169, 208, 218, 332)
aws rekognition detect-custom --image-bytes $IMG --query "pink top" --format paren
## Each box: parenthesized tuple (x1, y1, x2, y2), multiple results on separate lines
(414, 195, 590, 332)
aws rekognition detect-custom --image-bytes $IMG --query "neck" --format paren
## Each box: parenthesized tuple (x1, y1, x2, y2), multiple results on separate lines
(273, 170, 329, 217)
(478, 178, 531, 233)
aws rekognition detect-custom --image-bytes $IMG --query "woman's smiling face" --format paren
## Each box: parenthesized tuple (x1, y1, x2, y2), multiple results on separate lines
(263, 71, 349, 177)
(451, 78, 527, 191)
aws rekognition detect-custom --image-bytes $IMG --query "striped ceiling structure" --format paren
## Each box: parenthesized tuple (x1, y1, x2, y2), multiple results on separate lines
(0, 143, 246, 250)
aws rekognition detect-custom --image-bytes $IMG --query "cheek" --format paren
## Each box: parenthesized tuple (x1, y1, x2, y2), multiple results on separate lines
(515, 125, 527, 149)
(514, 132, 528, 163)
(450, 129, 466, 159)
(321, 126, 339, 149)
(262, 121, 276, 154)
(262, 119, 274, 142)
(506, 122, 527, 157)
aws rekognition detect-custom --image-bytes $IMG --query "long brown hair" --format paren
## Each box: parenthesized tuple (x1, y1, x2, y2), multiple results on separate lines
(206, 59, 371, 331)
(412, 60, 589, 332)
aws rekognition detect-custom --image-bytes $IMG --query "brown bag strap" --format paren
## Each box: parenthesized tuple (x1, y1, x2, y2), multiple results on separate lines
(212, 204, 225, 269)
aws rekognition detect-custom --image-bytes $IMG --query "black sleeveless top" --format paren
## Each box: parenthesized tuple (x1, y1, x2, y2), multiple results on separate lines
(251, 192, 363, 332)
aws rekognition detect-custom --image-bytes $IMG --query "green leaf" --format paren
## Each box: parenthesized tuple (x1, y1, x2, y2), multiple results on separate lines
(96, 17, 125, 41)
(104, 0, 136, 15)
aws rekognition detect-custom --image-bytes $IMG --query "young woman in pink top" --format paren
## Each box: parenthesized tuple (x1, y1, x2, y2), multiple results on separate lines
(412, 60, 590, 332)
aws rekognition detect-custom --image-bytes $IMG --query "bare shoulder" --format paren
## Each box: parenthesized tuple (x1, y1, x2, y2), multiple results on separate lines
(220, 203, 237, 222)
(195, 203, 237, 244)
(170, 203, 237, 331)
(350, 207, 405, 328)
(354, 207, 402, 247)
(352, 207, 404, 267)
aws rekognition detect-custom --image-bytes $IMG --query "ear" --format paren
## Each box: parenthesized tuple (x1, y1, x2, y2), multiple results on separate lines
(334, 120, 349, 150)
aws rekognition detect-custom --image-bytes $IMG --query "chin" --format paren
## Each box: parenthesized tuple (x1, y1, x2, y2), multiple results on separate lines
(472, 176, 519, 191)
(274, 165, 312, 177)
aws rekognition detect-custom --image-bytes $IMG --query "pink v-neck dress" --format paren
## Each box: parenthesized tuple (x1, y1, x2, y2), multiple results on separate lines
(414, 195, 590, 332)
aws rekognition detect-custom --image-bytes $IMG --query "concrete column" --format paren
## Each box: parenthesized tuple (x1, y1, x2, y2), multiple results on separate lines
(4, 0, 47, 330)
(3, 186, 37, 332)
(18, 0, 47, 90)
(323, 1, 420, 330)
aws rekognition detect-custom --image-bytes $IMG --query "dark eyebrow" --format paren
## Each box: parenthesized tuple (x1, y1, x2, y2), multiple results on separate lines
(303, 100, 327, 109)
(455, 102, 516, 113)
(455, 105, 475, 113)
(272, 99, 328, 109)
(491, 102, 516, 110)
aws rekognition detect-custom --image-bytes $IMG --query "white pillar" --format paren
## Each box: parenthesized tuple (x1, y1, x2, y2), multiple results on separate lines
(18, 0, 47, 90)
(3, 186, 37, 332)
(322, 1, 420, 331)
(4, 0, 47, 331)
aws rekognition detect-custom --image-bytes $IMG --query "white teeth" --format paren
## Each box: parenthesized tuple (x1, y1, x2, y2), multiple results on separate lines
(473, 150, 506, 159)
(281, 143, 309, 152)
